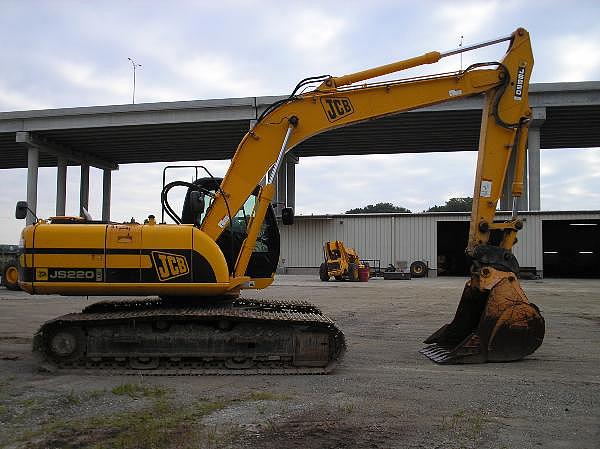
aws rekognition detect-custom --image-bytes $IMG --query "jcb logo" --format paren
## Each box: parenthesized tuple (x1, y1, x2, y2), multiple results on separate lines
(152, 251, 190, 281)
(321, 97, 354, 122)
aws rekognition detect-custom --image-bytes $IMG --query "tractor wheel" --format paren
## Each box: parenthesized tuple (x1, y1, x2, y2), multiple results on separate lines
(410, 260, 428, 278)
(319, 263, 330, 281)
(3, 264, 19, 291)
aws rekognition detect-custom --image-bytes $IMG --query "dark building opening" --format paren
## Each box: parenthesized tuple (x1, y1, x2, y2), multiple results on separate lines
(437, 221, 470, 276)
(437, 220, 514, 276)
(543, 220, 600, 278)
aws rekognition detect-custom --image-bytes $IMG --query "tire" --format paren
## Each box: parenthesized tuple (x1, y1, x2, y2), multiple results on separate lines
(410, 260, 428, 278)
(3, 264, 19, 291)
(347, 263, 358, 282)
(319, 263, 330, 281)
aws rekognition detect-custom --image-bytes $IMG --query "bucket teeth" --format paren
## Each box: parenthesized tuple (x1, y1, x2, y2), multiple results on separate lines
(419, 345, 454, 364)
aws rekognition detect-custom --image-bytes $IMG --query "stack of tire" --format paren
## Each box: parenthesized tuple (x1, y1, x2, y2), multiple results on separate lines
(2, 263, 19, 291)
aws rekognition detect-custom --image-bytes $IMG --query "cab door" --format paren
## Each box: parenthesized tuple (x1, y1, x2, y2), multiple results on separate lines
(105, 224, 142, 283)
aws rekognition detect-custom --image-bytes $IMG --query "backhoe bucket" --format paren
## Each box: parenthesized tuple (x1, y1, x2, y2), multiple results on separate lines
(421, 270, 544, 364)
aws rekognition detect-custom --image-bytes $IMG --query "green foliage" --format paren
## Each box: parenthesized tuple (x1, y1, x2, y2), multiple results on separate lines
(247, 391, 291, 401)
(111, 383, 167, 399)
(346, 202, 411, 214)
(427, 197, 473, 212)
(13, 397, 230, 449)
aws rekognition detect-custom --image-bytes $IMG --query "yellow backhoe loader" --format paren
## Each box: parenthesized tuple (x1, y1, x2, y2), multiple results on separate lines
(319, 240, 364, 282)
(16, 27, 544, 373)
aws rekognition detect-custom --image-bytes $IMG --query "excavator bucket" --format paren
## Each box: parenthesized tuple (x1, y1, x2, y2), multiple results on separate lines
(421, 269, 545, 364)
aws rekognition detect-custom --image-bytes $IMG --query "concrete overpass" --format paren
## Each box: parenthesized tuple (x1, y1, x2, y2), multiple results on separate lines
(0, 82, 599, 222)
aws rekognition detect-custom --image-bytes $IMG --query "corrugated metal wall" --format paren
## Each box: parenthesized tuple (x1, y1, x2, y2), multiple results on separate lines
(279, 211, 600, 272)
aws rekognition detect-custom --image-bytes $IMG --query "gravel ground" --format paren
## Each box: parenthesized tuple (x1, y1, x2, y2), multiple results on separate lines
(0, 276, 598, 449)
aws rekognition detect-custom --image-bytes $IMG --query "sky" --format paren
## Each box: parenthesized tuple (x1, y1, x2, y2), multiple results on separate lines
(1, 0, 599, 242)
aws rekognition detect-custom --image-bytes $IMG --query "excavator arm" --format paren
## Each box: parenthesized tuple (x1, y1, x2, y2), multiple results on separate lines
(204, 27, 544, 363)
(202, 30, 534, 245)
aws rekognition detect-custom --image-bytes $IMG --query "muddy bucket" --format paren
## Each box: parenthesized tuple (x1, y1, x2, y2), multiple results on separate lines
(421, 268, 545, 364)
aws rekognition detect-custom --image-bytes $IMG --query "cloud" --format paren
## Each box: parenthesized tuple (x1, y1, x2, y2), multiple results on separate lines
(551, 33, 600, 81)
(0, 84, 52, 111)
(435, 1, 503, 39)
(49, 59, 131, 99)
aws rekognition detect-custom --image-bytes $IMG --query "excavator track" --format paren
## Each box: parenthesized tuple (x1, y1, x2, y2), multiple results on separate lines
(33, 297, 346, 375)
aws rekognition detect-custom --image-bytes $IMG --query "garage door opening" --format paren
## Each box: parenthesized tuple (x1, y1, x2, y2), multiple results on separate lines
(543, 220, 600, 278)
(437, 221, 470, 276)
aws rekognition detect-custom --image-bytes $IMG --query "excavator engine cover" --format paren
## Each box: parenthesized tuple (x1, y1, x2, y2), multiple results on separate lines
(421, 268, 545, 364)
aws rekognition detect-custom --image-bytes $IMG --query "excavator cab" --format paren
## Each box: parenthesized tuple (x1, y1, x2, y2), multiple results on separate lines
(180, 177, 280, 279)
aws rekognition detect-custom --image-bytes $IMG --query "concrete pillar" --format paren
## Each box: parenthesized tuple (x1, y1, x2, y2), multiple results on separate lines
(520, 154, 528, 211)
(285, 155, 298, 211)
(528, 108, 546, 211)
(80, 164, 89, 217)
(273, 154, 299, 215)
(501, 141, 529, 211)
(26, 147, 39, 225)
(56, 158, 67, 216)
(275, 163, 286, 216)
(528, 127, 542, 211)
(102, 169, 111, 221)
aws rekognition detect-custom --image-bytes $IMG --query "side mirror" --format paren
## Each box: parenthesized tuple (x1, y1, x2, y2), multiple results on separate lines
(15, 201, 28, 220)
(282, 207, 294, 225)
(189, 191, 205, 216)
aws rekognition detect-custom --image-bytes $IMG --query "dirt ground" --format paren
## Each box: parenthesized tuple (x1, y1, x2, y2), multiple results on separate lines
(0, 276, 598, 449)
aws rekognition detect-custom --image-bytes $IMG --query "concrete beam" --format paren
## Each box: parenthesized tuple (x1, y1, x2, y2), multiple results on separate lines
(2, 97, 257, 132)
(1, 82, 596, 133)
(56, 158, 67, 216)
(26, 147, 38, 225)
(80, 164, 89, 217)
(16, 131, 118, 170)
(102, 169, 111, 221)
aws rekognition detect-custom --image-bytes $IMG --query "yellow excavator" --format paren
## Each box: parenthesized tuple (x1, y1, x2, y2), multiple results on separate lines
(16, 28, 544, 372)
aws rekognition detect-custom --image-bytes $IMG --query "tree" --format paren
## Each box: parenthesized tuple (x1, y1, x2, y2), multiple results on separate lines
(346, 202, 411, 214)
(427, 197, 473, 212)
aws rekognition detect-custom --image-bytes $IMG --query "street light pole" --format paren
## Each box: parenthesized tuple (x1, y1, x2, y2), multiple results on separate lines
(127, 57, 142, 104)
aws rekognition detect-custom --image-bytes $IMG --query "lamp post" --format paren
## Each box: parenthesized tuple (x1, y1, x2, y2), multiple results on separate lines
(459, 35, 464, 71)
(127, 57, 142, 104)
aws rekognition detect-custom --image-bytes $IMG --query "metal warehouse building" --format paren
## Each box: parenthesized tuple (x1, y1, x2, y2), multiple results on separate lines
(279, 211, 600, 278)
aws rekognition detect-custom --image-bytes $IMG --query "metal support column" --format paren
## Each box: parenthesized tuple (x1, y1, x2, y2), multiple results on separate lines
(80, 164, 89, 216)
(56, 158, 67, 216)
(26, 147, 39, 225)
(102, 169, 112, 221)
(528, 108, 545, 211)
